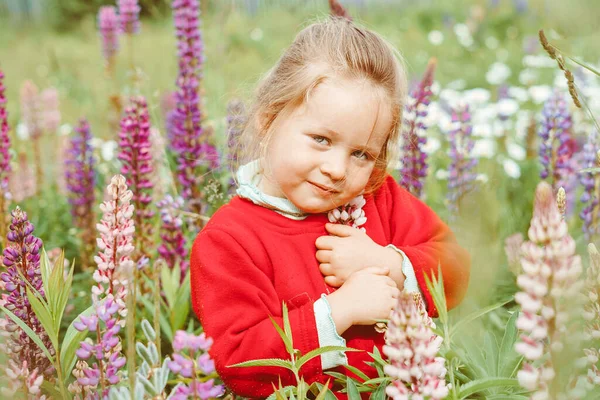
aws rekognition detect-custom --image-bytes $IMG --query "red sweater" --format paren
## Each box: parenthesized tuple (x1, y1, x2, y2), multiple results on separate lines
(190, 175, 470, 398)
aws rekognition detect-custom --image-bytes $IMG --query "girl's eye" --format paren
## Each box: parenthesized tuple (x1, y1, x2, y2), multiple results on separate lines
(352, 150, 370, 160)
(312, 135, 329, 145)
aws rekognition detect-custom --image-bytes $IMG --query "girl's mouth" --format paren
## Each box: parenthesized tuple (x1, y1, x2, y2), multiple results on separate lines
(309, 181, 339, 195)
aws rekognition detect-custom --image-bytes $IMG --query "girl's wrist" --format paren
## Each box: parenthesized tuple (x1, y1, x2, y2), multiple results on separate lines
(326, 291, 353, 335)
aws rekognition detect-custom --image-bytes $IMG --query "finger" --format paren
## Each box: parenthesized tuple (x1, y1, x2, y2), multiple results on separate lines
(315, 235, 335, 250)
(360, 266, 390, 275)
(319, 263, 332, 276)
(324, 275, 342, 287)
(325, 223, 355, 237)
(315, 250, 332, 263)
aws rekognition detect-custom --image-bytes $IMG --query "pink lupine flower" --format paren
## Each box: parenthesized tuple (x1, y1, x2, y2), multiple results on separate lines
(118, 96, 154, 258)
(584, 244, 600, 386)
(0, 69, 12, 249)
(515, 181, 584, 398)
(8, 152, 36, 202)
(383, 292, 449, 400)
(72, 175, 133, 398)
(97, 6, 120, 72)
(157, 194, 188, 281)
(40, 87, 60, 133)
(327, 195, 367, 231)
(118, 0, 140, 35)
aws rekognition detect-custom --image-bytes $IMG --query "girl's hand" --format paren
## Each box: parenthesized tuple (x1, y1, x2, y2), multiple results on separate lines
(315, 223, 403, 287)
(327, 267, 401, 333)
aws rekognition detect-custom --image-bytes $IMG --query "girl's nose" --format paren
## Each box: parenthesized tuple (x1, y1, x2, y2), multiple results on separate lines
(320, 151, 347, 181)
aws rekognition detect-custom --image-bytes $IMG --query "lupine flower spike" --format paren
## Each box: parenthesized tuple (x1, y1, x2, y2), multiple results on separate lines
(0, 69, 12, 248)
(40, 87, 60, 134)
(584, 244, 600, 386)
(169, 0, 220, 220)
(65, 118, 96, 270)
(0, 207, 55, 396)
(515, 181, 584, 399)
(579, 129, 600, 241)
(446, 103, 478, 217)
(118, 96, 155, 259)
(383, 292, 449, 399)
(20, 80, 44, 193)
(157, 195, 188, 282)
(118, 0, 140, 35)
(538, 90, 576, 194)
(400, 58, 436, 198)
(70, 175, 133, 398)
(8, 152, 36, 202)
(327, 195, 367, 231)
(168, 330, 224, 399)
(98, 6, 120, 75)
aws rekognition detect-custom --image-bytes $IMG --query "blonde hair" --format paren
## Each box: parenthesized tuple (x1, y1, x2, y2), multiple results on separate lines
(234, 16, 408, 195)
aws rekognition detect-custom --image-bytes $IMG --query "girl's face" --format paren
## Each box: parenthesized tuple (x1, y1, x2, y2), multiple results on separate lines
(259, 76, 393, 213)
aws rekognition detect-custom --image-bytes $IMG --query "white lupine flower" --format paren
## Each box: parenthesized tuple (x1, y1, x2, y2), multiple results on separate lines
(515, 182, 584, 399)
(428, 30, 444, 46)
(486, 62, 512, 85)
(327, 195, 367, 231)
(383, 292, 448, 400)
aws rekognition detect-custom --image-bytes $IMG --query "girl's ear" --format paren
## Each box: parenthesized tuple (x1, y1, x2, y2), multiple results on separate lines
(254, 111, 271, 135)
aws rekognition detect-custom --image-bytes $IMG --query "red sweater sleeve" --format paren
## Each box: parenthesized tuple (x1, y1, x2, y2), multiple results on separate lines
(190, 227, 325, 398)
(375, 176, 471, 316)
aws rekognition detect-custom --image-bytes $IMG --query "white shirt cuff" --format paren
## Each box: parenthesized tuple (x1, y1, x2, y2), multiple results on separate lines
(313, 294, 348, 370)
(386, 244, 420, 294)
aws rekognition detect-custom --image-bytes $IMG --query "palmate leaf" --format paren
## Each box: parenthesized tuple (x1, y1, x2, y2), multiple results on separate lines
(457, 377, 521, 399)
(498, 311, 523, 378)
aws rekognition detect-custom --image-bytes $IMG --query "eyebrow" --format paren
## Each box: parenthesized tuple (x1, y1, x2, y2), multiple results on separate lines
(316, 127, 382, 155)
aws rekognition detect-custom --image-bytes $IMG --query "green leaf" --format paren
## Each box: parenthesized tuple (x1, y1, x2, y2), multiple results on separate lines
(267, 385, 296, 400)
(483, 331, 499, 377)
(160, 264, 178, 308)
(485, 395, 529, 400)
(171, 272, 191, 332)
(60, 302, 98, 381)
(346, 376, 361, 400)
(498, 311, 519, 377)
(228, 358, 294, 370)
(48, 247, 67, 318)
(53, 257, 75, 336)
(0, 305, 55, 364)
(268, 314, 294, 356)
(342, 364, 370, 382)
(282, 302, 294, 351)
(296, 346, 360, 371)
(458, 377, 521, 399)
(40, 379, 63, 398)
(39, 248, 52, 303)
(423, 265, 448, 324)
(26, 287, 58, 351)
(369, 382, 387, 400)
(324, 371, 349, 384)
(450, 298, 512, 338)
(361, 377, 390, 386)
(313, 380, 336, 400)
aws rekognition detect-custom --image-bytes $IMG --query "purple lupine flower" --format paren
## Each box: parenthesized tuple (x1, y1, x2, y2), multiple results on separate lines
(399, 59, 436, 198)
(0, 69, 12, 248)
(538, 90, 575, 189)
(65, 118, 96, 270)
(168, 330, 223, 399)
(447, 103, 478, 216)
(383, 292, 449, 399)
(515, 181, 584, 398)
(0, 207, 55, 395)
(579, 129, 600, 241)
(169, 0, 220, 215)
(118, 96, 154, 257)
(118, 0, 140, 35)
(157, 195, 188, 281)
(97, 6, 120, 70)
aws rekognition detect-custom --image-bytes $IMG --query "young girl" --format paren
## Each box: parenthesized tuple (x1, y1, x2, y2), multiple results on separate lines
(190, 17, 470, 399)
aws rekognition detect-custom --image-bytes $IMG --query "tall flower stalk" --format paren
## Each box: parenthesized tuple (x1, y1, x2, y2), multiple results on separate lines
(65, 118, 96, 271)
(400, 58, 436, 198)
(584, 245, 600, 386)
(0, 69, 12, 249)
(118, 0, 140, 80)
(20, 80, 44, 193)
(446, 103, 478, 217)
(579, 129, 600, 241)
(538, 90, 575, 192)
(169, 0, 218, 220)
(0, 207, 55, 397)
(157, 195, 188, 282)
(71, 175, 133, 398)
(383, 291, 449, 399)
(98, 6, 121, 76)
(515, 181, 584, 399)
